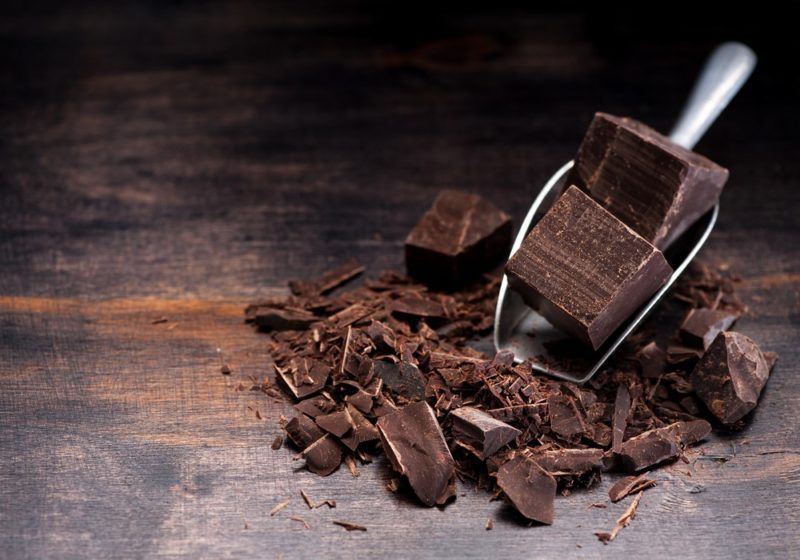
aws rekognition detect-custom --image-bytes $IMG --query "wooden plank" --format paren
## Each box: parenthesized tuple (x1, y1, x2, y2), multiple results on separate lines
(1, 2, 799, 558)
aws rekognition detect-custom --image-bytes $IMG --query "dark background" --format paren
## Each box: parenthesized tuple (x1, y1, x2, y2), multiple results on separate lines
(1, 2, 798, 558)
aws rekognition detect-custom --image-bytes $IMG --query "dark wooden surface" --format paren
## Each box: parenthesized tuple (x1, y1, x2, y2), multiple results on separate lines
(1, 3, 799, 558)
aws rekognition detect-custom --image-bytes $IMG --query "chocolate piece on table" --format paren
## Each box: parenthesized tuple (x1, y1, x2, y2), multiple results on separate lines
(530, 448, 605, 475)
(617, 420, 710, 472)
(285, 414, 325, 449)
(294, 393, 337, 418)
(505, 186, 672, 350)
(371, 360, 426, 401)
(569, 112, 729, 250)
(302, 434, 343, 476)
(608, 474, 656, 503)
(450, 406, 521, 459)
(405, 190, 512, 289)
(377, 401, 456, 506)
(495, 455, 556, 524)
(690, 331, 772, 424)
(680, 308, 739, 349)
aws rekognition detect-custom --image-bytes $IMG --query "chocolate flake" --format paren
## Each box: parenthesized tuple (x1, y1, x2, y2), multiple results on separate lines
(271, 435, 284, 450)
(611, 383, 631, 453)
(595, 491, 643, 543)
(285, 415, 325, 449)
(269, 500, 290, 517)
(377, 401, 456, 506)
(608, 475, 656, 502)
(300, 489, 315, 509)
(289, 515, 311, 529)
(332, 520, 367, 532)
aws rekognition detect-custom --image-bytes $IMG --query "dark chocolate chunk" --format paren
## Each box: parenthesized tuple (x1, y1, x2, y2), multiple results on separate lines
(366, 320, 397, 351)
(495, 455, 556, 524)
(548, 394, 586, 439)
(608, 474, 656, 503)
(617, 425, 681, 472)
(371, 360, 426, 401)
(391, 296, 445, 319)
(680, 308, 739, 349)
(569, 112, 729, 250)
(530, 448, 605, 475)
(294, 393, 337, 418)
(316, 409, 355, 438)
(666, 344, 704, 365)
(505, 186, 672, 350)
(277, 359, 330, 399)
(612, 383, 631, 453)
(637, 342, 666, 378)
(248, 305, 318, 331)
(289, 259, 365, 296)
(405, 190, 512, 289)
(339, 406, 380, 451)
(450, 406, 521, 459)
(690, 332, 771, 424)
(617, 420, 709, 472)
(377, 401, 456, 506)
(285, 415, 325, 449)
(302, 435, 343, 476)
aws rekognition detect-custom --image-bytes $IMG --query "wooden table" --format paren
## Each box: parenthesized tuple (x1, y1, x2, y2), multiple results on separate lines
(1, 3, 798, 558)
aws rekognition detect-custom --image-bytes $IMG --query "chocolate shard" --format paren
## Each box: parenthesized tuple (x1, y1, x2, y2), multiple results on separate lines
(495, 455, 556, 524)
(315, 409, 355, 438)
(680, 308, 739, 350)
(405, 190, 512, 289)
(450, 406, 521, 459)
(371, 360, 426, 401)
(547, 394, 586, 439)
(285, 414, 325, 449)
(277, 359, 330, 399)
(666, 344, 704, 365)
(690, 332, 772, 424)
(366, 320, 397, 351)
(569, 112, 729, 250)
(302, 434, 343, 476)
(608, 474, 656, 503)
(530, 448, 605, 475)
(339, 406, 380, 451)
(617, 425, 680, 472)
(376, 401, 456, 507)
(294, 393, 337, 418)
(505, 186, 672, 350)
(617, 420, 709, 472)
(248, 305, 318, 331)
(391, 296, 445, 320)
(289, 258, 364, 296)
(612, 383, 631, 453)
(637, 341, 666, 378)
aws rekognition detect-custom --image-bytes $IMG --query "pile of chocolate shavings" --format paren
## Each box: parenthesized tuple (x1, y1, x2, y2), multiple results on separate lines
(239, 258, 768, 540)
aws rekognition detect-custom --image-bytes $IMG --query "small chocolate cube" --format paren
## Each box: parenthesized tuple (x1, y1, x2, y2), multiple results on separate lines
(569, 113, 729, 249)
(505, 186, 672, 350)
(405, 190, 512, 289)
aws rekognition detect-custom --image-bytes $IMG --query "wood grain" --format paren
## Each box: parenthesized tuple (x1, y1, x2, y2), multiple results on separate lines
(1, 3, 799, 558)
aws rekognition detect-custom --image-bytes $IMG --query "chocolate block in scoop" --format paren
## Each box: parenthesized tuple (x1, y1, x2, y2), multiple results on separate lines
(405, 190, 512, 289)
(569, 113, 729, 249)
(505, 186, 672, 350)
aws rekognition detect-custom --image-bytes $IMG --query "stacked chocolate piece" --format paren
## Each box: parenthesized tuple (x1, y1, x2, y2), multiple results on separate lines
(242, 113, 775, 536)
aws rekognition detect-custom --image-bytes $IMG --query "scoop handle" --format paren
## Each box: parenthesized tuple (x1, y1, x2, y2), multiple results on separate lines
(669, 42, 757, 150)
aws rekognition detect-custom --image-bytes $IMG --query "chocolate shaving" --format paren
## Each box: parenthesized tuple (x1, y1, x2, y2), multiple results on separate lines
(595, 491, 643, 543)
(332, 520, 367, 532)
(608, 475, 656, 502)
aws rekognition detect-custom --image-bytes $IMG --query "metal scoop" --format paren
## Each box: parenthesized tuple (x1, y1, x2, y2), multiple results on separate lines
(493, 42, 757, 383)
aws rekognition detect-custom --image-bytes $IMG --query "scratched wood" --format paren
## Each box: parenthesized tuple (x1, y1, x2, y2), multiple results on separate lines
(1, 3, 799, 558)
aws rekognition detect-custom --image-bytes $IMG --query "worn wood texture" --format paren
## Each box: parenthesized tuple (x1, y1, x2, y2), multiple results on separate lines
(1, 3, 799, 558)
